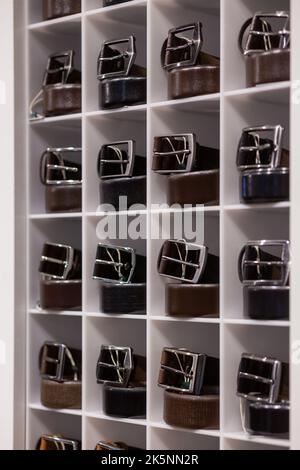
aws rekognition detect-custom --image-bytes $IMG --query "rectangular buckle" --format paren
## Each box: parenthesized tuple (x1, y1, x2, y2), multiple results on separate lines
(97, 36, 136, 80)
(39, 243, 74, 280)
(41, 435, 80, 450)
(152, 134, 196, 174)
(157, 240, 208, 284)
(43, 50, 74, 86)
(237, 353, 282, 403)
(93, 244, 136, 284)
(237, 125, 284, 171)
(98, 140, 135, 179)
(242, 12, 290, 55)
(96, 345, 133, 386)
(239, 240, 290, 287)
(95, 441, 124, 451)
(40, 148, 82, 185)
(162, 23, 203, 71)
(40, 342, 67, 381)
(158, 348, 206, 394)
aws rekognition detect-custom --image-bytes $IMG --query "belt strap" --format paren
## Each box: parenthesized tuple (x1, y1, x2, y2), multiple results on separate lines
(99, 77, 146, 109)
(99, 175, 146, 210)
(103, 384, 146, 418)
(168, 170, 219, 206)
(45, 186, 82, 213)
(240, 168, 289, 203)
(39, 279, 82, 311)
(242, 399, 289, 437)
(243, 285, 289, 321)
(166, 284, 219, 318)
(245, 49, 290, 87)
(163, 390, 219, 429)
(103, 0, 133, 5)
(100, 282, 146, 315)
(36, 435, 81, 450)
(43, 0, 81, 20)
(168, 65, 220, 100)
(41, 379, 82, 409)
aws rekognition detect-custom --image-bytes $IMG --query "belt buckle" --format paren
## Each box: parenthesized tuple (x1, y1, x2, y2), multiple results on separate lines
(157, 239, 208, 284)
(152, 134, 196, 174)
(39, 243, 74, 280)
(238, 240, 290, 287)
(237, 125, 284, 171)
(40, 148, 82, 185)
(162, 22, 203, 71)
(43, 50, 74, 86)
(40, 435, 80, 450)
(40, 342, 68, 382)
(241, 12, 290, 55)
(237, 353, 282, 403)
(93, 244, 136, 284)
(95, 441, 125, 451)
(97, 36, 136, 80)
(98, 140, 135, 179)
(96, 345, 133, 387)
(158, 348, 205, 394)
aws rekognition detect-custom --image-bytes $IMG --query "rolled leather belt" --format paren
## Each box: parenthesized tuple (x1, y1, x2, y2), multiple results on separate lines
(243, 286, 289, 321)
(44, 83, 81, 117)
(240, 168, 289, 203)
(242, 400, 289, 437)
(41, 379, 82, 409)
(45, 186, 82, 213)
(239, 12, 290, 88)
(100, 175, 146, 209)
(245, 49, 290, 88)
(97, 36, 146, 109)
(95, 441, 140, 451)
(104, 0, 133, 5)
(37, 435, 81, 450)
(168, 170, 219, 206)
(161, 23, 220, 100)
(164, 391, 219, 429)
(39, 243, 82, 310)
(43, 0, 81, 21)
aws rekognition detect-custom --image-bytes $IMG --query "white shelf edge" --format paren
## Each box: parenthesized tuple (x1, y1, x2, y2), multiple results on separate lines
(29, 113, 82, 125)
(28, 13, 82, 31)
(224, 319, 290, 328)
(150, 422, 220, 438)
(29, 309, 83, 317)
(150, 316, 220, 324)
(150, 93, 221, 109)
(224, 81, 291, 98)
(223, 432, 290, 448)
(85, 411, 147, 427)
(29, 403, 82, 417)
(86, 210, 148, 218)
(224, 203, 290, 212)
(84, 0, 147, 18)
(87, 312, 147, 320)
(30, 213, 83, 220)
(85, 105, 147, 118)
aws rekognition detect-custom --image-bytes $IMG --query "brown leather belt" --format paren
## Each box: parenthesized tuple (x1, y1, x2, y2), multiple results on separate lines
(45, 186, 82, 213)
(39, 343, 82, 410)
(44, 83, 81, 117)
(166, 284, 219, 318)
(161, 23, 220, 100)
(168, 170, 219, 206)
(43, 0, 81, 20)
(245, 49, 290, 88)
(37, 435, 81, 450)
(40, 279, 82, 311)
(164, 391, 219, 429)
(95, 441, 139, 451)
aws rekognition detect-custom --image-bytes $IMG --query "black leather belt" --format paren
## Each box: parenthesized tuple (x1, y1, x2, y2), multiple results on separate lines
(43, 0, 81, 20)
(37, 435, 81, 450)
(98, 140, 146, 210)
(39, 342, 82, 409)
(153, 134, 219, 206)
(39, 242, 82, 310)
(96, 346, 146, 418)
(239, 12, 290, 88)
(93, 243, 146, 315)
(40, 147, 82, 213)
(237, 353, 289, 437)
(158, 348, 219, 429)
(104, 0, 133, 5)
(30, 51, 81, 120)
(97, 36, 146, 109)
(161, 23, 220, 100)
(237, 125, 289, 204)
(239, 240, 290, 320)
(157, 239, 219, 318)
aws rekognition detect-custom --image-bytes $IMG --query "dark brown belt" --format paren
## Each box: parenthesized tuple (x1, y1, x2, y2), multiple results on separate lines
(245, 49, 290, 88)
(166, 284, 219, 318)
(44, 83, 81, 117)
(45, 186, 82, 213)
(168, 170, 219, 206)
(95, 441, 140, 451)
(41, 379, 82, 409)
(37, 435, 81, 450)
(164, 391, 219, 429)
(43, 0, 81, 21)
(40, 279, 82, 311)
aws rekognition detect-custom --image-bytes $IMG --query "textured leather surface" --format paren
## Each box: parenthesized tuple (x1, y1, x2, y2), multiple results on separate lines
(166, 284, 219, 317)
(100, 282, 146, 315)
(246, 49, 290, 87)
(244, 400, 289, 436)
(45, 185, 82, 213)
(43, 0, 81, 20)
(103, 385, 146, 418)
(41, 379, 82, 409)
(99, 77, 146, 109)
(168, 65, 220, 100)
(244, 285, 289, 320)
(43, 84, 82, 117)
(39, 279, 82, 310)
(164, 391, 219, 429)
(100, 175, 146, 209)
(240, 169, 289, 203)
(167, 170, 219, 205)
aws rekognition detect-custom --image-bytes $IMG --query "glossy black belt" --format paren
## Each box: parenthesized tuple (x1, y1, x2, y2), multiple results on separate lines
(98, 141, 146, 210)
(243, 286, 289, 320)
(242, 400, 289, 437)
(240, 168, 289, 203)
(103, 0, 133, 6)
(97, 36, 146, 109)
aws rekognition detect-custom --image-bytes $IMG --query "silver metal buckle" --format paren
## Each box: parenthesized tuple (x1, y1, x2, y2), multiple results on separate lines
(241, 12, 290, 56)
(152, 134, 196, 174)
(237, 125, 284, 171)
(40, 148, 82, 186)
(162, 23, 203, 71)
(40, 435, 80, 450)
(158, 348, 205, 394)
(39, 243, 74, 280)
(98, 140, 135, 179)
(43, 50, 74, 86)
(40, 342, 79, 382)
(237, 353, 282, 403)
(96, 345, 133, 387)
(93, 244, 136, 284)
(95, 441, 124, 451)
(158, 239, 208, 284)
(97, 36, 136, 80)
(238, 240, 290, 287)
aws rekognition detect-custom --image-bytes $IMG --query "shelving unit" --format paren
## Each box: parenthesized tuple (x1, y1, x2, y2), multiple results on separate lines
(4, 0, 298, 450)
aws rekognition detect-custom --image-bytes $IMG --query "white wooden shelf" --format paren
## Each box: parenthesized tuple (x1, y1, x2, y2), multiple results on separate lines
(29, 403, 83, 417)
(223, 432, 291, 449)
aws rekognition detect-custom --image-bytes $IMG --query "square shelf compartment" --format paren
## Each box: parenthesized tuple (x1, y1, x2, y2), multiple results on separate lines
(149, 426, 219, 450)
